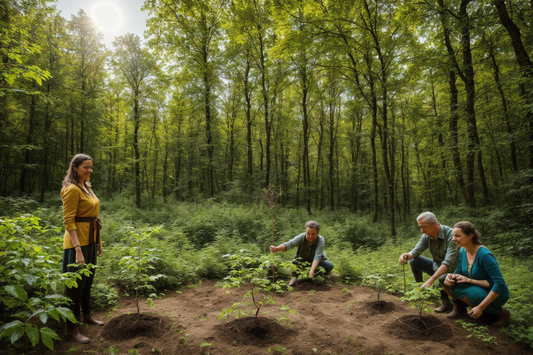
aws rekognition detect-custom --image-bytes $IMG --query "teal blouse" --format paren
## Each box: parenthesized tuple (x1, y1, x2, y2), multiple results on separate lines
(454, 246, 509, 296)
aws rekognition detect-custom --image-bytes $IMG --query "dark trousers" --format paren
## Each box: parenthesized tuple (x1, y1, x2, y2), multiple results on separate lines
(409, 255, 449, 301)
(62, 243, 97, 329)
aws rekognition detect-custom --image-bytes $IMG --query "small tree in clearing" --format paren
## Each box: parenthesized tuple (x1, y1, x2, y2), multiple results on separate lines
(116, 227, 166, 320)
(217, 251, 291, 321)
(362, 274, 395, 301)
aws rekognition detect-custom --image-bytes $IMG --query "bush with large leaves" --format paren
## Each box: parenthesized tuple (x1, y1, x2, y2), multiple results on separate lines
(0, 215, 85, 351)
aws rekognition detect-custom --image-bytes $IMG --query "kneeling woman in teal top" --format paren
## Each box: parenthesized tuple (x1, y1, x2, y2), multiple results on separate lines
(444, 221, 510, 327)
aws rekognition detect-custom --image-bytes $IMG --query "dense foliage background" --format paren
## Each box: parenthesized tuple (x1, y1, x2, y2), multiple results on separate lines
(1, 0, 532, 235)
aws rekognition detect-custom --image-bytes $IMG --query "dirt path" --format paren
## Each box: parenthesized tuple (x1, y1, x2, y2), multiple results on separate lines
(51, 280, 533, 355)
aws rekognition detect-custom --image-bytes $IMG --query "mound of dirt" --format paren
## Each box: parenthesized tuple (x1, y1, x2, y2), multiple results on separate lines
(365, 300, 396, 315)
(292, 278, 331, 292)
(387, 314, 453, 341)
(215, 316, 297, 346)
(102, 313, 167, 340)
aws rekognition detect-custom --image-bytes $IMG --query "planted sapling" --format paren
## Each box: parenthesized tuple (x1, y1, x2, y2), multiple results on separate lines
(362, 273, 395, 301)
(400, 285, 441, 335)
(217, 251, 292, 320)
(114, 226, 166, 320)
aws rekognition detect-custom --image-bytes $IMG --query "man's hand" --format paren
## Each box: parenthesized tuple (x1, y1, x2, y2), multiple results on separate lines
(398, 253, 410, 265)
(309, 270, 315, 279)
(270, 245, 278, 253)
(420, 278, 435, 288)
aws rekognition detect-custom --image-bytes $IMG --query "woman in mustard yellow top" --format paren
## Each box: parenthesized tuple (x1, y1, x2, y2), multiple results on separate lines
(61, 154, 104, 343)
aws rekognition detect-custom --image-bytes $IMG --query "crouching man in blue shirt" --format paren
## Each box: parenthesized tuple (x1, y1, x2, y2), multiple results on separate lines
(270, 221, 335, 286)
(398, 212, 459, 313)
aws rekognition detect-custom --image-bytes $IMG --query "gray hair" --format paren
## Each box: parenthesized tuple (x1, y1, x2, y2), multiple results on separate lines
(305, 221, 320, 233)
(416, 212, 438, 224)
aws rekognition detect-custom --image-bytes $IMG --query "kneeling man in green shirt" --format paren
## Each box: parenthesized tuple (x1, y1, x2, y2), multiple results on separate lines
(270, 221, 335, 286)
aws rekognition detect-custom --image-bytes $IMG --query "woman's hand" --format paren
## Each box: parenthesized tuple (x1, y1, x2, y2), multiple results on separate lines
(97, 243, 103, 256)
(454, 274, 471, 284)
(444, 274, 456, 286)
(468, 306, 484, 319)
(75, 249, 86, 264)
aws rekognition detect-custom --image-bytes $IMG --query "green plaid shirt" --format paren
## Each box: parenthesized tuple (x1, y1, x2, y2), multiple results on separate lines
(409, 224, 458, 272)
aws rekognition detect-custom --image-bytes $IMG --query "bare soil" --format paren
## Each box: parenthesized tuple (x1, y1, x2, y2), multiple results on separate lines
(49, 280, 532, 355)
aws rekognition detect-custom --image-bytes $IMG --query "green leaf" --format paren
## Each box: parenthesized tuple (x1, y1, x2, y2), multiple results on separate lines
(11, 327, 24, 343)
(5, 285, 28, 301)
(41, 331, 53, 351)
(57, 307, 76, 323)
(41, 327, 61, 351)
(22, 274, 38, 286)
(41, 327, 60, 340)
(0, 320, 23, 332)
(200, 342, 212, 347)
(39, 312, 48, 324)
(26, 326, 40, 347)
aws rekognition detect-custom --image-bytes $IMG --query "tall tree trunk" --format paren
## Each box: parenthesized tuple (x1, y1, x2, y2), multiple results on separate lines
(493, 0, 533, 170)
(459, 0, 488, 205)
(133, 94, 141, 208)
(438, 0, 467, 201)
(488, 46, 518, 172)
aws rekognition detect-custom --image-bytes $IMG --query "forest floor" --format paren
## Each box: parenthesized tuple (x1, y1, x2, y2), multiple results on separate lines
(48, 280, 533, 355)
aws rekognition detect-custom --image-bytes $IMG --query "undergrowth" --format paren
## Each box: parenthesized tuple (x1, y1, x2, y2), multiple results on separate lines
(1, 196, 532, 348)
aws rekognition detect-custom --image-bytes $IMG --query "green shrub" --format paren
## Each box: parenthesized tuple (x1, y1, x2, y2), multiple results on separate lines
(0, 215, 83, 351)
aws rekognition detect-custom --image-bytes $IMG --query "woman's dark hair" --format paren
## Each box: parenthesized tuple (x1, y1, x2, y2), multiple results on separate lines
(305, 221, 320, 233)
(453, 221, 482, 245)
(62, 154, 93, 189)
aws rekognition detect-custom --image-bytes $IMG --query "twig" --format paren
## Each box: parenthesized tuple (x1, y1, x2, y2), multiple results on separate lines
(258, 185, 282, 283)
(403, 264, 406, 294)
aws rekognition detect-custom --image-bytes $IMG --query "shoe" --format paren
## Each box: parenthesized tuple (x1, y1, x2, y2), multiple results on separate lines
(435, 299, 453, 313)
(492, 308, 511, 327)
(83, 315, 104, 326)
(328, 273, 340, 280)
(447, 299, 467, 318)
(65, 328, 90, 344)
(288, 276, 298, 286)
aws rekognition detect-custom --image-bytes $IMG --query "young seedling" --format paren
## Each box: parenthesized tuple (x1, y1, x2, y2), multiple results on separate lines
(456, 320, 498, 345)
(400, 285, 441, 335)
(217, 251, 291, 320)
(276, 305, 297, 326)
(362, 274, 395, 301)
(292, 260, 327, 285)
(115, 227, 166, 320)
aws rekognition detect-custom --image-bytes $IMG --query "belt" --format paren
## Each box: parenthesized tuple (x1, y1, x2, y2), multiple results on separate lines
(75, 217, 102, 245)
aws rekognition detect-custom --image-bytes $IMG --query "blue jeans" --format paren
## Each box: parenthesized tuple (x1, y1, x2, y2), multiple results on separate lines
(292, 256, 334, 276)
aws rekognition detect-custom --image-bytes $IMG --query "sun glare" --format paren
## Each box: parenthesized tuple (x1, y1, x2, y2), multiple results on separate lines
(91, 2, 123, 34)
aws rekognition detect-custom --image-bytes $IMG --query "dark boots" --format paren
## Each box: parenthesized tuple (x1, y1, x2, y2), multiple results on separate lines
(435, 290, 453, 313)
(65, 328, 90, 344)
(83, 315, 104, 326)
(447, 299, 468, 318)
(493, 308, 511, 327)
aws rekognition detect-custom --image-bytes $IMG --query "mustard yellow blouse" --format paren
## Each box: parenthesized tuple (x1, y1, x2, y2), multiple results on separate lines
(61, 183, 100, 249)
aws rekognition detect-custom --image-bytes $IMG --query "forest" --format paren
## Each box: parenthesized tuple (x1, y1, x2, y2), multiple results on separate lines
(1, 0, 533, 354)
